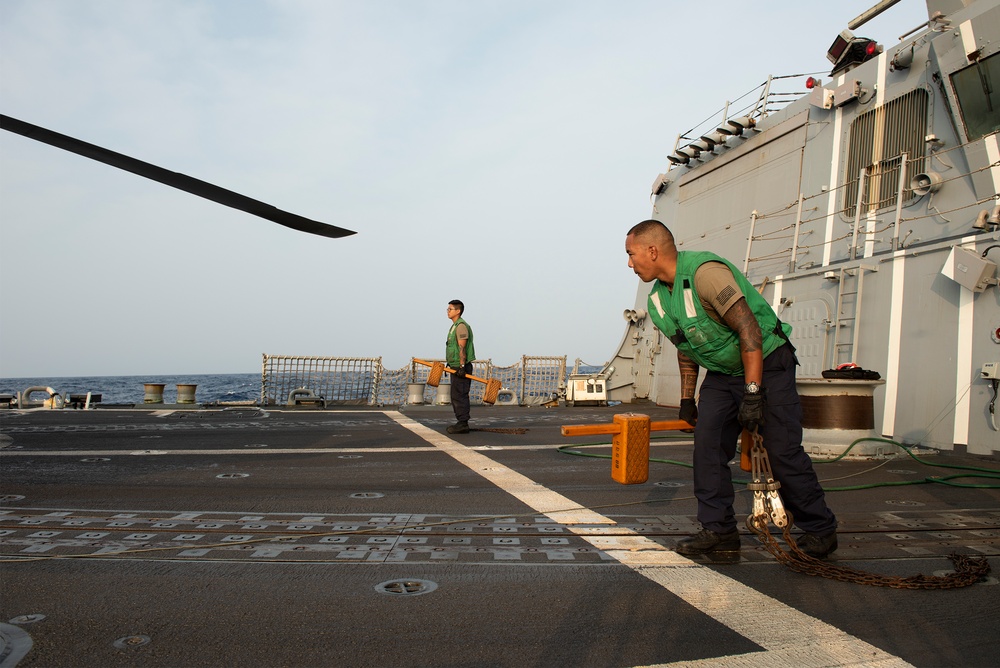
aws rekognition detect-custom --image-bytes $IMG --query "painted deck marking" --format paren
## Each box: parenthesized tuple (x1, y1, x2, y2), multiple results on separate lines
(386, 410, 913, 668)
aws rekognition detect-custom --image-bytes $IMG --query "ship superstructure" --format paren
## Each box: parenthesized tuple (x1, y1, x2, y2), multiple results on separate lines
(607, 0, 1000, 454)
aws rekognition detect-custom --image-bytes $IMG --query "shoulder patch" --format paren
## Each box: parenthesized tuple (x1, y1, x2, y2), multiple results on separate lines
(716, 285, 737, 307)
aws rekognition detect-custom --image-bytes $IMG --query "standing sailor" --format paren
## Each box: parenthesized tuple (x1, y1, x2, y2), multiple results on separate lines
(445, 299, 475, 434)
(625, 219, 838, 558)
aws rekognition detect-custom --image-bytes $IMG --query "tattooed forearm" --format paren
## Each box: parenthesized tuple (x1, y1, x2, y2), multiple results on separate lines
(677, 351, 700, 398)
(723, 299, 762, 354)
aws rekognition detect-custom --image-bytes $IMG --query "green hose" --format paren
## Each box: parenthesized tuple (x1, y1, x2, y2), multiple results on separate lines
(557, 435, 1000, 490)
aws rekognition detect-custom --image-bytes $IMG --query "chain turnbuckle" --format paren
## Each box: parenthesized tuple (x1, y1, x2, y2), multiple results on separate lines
(748, 430, 787, 527)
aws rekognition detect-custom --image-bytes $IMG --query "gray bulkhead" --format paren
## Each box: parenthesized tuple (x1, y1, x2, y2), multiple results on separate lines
(609, 0, 1000, 455)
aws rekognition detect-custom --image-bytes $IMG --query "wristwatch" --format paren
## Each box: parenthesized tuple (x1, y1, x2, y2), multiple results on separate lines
(745, 382, 761, 395)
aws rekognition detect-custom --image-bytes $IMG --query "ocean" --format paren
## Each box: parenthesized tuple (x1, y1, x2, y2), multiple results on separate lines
(0, 373, 261, 405)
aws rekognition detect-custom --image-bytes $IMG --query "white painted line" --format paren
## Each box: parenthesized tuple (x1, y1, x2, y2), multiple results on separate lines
(0, 448, 443, 457)
(881, 249, 906, 437)
(385, 410, 912, 668)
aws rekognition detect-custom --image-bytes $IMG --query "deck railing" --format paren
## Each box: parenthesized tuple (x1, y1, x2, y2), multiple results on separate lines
(261, 354, 568, 407)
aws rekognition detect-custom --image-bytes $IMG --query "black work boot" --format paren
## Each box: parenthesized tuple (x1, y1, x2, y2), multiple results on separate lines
(794, 532, 838, 559)
(446, 421, 470, 434)
(675, 528, 741, 555)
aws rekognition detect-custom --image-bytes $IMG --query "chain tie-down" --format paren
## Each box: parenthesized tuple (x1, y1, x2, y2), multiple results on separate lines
(742, 429, 991, 589)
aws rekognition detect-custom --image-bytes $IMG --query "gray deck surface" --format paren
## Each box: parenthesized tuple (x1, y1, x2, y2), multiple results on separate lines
(1, 403, 997, 667)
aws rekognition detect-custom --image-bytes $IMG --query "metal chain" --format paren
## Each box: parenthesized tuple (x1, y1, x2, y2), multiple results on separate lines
(744, 430, 991, 589)
(471, 427, 528, 434)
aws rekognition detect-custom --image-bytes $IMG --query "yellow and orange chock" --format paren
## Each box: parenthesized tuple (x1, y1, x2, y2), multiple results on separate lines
(560, 413, 693, 485)
(412, 358, 502, 405)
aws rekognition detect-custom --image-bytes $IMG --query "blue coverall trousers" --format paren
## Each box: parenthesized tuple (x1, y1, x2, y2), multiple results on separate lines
(450, 362, 473, 423)
(693, 344, 837, 535)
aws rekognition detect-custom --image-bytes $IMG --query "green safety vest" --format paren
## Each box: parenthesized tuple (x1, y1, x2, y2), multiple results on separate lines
(446, 317, 475, 368)
(646, 251, 791, 376)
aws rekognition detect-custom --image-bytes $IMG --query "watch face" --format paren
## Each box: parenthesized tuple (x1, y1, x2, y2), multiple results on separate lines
(745, 382, 760, 394)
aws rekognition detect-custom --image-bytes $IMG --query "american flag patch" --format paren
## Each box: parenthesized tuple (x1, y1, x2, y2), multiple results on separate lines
(716, 285, 737, 306)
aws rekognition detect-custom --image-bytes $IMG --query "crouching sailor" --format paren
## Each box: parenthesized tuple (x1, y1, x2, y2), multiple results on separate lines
(624, 219, 838, 559)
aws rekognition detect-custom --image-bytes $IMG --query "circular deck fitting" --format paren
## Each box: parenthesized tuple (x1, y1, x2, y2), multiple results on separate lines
(81, 458, 111, 462)
(338, 455, 362, 459)
(0, 622, 33, 666)
(216, 473, 250, 479)
(374, 579, 438, 596)
(9, 614, 45, 625)
(243, 443, 269, 448)
(113, 635, 151, 649)
(350, 492, 385, 499)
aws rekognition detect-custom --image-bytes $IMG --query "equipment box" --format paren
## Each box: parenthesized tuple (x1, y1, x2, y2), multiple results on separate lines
(565, 375, 608, 406)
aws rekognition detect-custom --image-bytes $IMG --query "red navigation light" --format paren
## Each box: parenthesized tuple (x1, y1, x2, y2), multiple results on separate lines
(805, 77, 820, 89)
(865, 40, 878, 57)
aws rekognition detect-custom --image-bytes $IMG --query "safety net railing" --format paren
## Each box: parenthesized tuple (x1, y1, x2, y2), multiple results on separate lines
(260, 355, 381, 406)
(261, 354, 568, 407)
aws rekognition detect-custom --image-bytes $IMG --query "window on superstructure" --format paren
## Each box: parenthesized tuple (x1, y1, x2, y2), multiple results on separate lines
(951, 52, 1000, 141)
(843, 89, 929, 218)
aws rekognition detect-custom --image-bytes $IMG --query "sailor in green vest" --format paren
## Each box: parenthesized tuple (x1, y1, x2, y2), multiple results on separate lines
(625, 219, 838, 559)
(445, 299, 476, 434)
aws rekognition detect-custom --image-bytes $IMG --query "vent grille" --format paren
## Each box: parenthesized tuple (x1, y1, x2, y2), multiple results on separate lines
(844, 89, 928, 218)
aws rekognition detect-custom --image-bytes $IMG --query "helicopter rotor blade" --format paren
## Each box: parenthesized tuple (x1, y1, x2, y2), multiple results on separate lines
(1, 114, 356, 239)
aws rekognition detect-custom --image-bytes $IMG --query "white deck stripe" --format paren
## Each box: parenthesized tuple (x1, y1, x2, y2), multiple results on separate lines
(386, 411, 912, 668)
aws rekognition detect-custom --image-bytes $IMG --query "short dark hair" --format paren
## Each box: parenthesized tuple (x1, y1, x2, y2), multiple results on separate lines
(448, 299, 464, 315)
(627, 219, 674, 247)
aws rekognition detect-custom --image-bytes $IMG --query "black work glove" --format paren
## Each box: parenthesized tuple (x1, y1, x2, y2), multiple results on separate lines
(454, 365, 467, 378)
(679, 398, 698, 427)
(738, 392, 767, 432)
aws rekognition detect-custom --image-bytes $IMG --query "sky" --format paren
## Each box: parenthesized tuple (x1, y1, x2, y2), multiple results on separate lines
(0, 0, 930, 377)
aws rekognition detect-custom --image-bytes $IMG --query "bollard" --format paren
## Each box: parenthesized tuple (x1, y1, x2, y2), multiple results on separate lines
(561, 414, 693, 485)
(176, 384, 197, 404)
(434, 382, 451, 405)
(143, 383, 165, 404)
(406, 383, 426, 405)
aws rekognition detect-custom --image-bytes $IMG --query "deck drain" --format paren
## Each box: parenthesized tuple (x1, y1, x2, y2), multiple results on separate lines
(9, 614, 45, 625)
(886, 500, 925, 506)
(113, 634, 151, 649)
(654, 481, 685, 487)
(81, 457, 111, 462)
(375, 579, 437, 596)
(217, 473, 250, 479)
(350, 492, 385, 499)
(244, 443, 269, 448)
(0, 495, 25, 503)
(339, 455, 363, 459)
